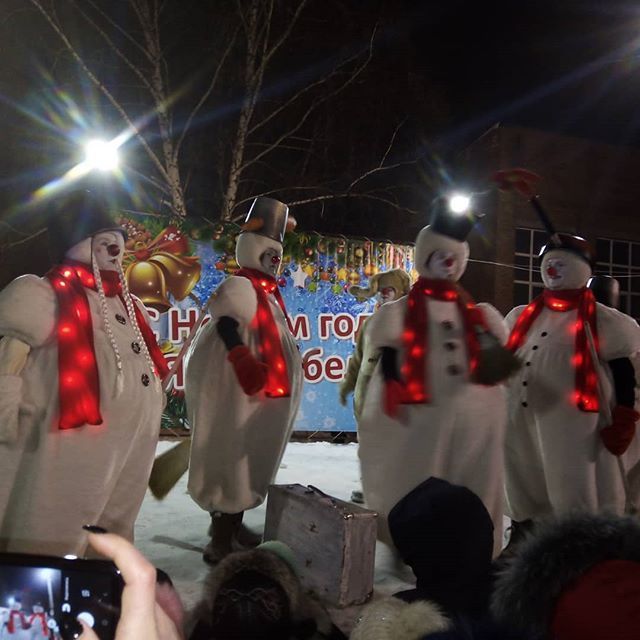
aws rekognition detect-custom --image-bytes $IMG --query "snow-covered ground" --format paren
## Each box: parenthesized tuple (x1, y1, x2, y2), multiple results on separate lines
(135, 441, 415, 630)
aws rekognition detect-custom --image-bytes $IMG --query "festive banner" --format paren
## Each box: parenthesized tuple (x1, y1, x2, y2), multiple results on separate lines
(117, 215, 415, 432)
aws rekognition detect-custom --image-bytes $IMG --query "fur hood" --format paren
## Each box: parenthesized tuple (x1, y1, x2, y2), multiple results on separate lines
(350, 597, 448, 640)
(189, 547, 337, 639)
(490, 513, 640, 640)
(348, 269, 412, 302)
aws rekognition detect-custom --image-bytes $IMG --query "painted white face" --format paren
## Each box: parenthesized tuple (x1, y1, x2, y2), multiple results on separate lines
(541, 249, 591, 290)
(378, 286, 397, 304)
(10, 602, 21, 611)
(64, 231, 125, 271)
(426, 249, 459, 281)
(259, 246, 283, 277)
(32, 605, 44, 614)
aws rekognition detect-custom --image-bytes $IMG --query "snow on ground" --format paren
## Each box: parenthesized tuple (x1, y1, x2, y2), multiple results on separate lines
(135, 441, 414, 627)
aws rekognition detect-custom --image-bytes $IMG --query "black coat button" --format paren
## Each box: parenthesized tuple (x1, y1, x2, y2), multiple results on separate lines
(521, 401, 528, 407)
(442, 320, 454, 330)
(447, 364, 461, 375)
(522, 381, 528, 386)
(532, 345, 538, 350)
(444, 341, 457, 351)
(541, 331, 548, 337)
(141, 374, 150, 386)
(131, 342, 141, 354)
(526, 362, 531, 366)
(115, 314, 126, 325)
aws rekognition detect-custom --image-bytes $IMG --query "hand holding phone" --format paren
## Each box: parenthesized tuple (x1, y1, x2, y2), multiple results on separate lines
(78, 533, 183, 640)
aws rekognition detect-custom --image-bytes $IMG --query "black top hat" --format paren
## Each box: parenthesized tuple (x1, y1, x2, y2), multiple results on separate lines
(241, 197, 290, 244)
(47, 190, 127, 264)
(429, 195, 481, 242)
(538, 233, 595, 267)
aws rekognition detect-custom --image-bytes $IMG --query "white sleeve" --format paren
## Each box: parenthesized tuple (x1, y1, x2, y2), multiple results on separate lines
(476, 302, 508, 344)
(366, 298, 406, 350)
(208, 276, 258, 329)
(597, 304, 640, 361)
(0, 275, 56, 347)
(504, 305, 527, 333)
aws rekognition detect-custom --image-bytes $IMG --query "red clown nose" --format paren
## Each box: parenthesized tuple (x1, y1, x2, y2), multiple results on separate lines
(547, 265, 558, 277)
(107, 244, 121, 257)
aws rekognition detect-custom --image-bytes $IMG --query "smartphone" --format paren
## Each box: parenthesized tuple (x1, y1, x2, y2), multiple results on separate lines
(0, 552, 123, 640)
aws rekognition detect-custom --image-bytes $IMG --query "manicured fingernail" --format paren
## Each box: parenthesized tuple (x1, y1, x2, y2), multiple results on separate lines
(82, 524, 108, 533)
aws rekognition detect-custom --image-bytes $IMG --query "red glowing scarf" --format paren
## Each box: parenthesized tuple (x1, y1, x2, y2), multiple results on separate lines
(401, 278, 487, 404)
(46, 260, 169, 429)
(7, 610, 27, 633)
(28, 612, 48, 637)
(507, 287, 599, 412)
(236, 268, 292, 398)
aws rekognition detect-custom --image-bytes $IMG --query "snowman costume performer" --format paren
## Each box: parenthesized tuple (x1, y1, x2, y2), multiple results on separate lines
(1, 600, 28, 640)
(185, 197, 302, 564)
(504, 234, 640, 528)
(0, 192, 167, 556)
(358, 196, 516, 554)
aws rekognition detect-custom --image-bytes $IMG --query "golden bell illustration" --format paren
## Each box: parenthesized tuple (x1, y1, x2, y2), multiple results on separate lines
(151, 253, 201, 301)
(125, 261, 171, 312)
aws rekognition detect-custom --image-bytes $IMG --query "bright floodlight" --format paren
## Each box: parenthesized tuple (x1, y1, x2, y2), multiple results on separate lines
(449, 193, 471, 214)
(84, 139, 119, 171)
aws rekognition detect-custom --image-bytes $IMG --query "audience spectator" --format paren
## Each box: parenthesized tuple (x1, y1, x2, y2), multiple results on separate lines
(188, 540, 345, 640)
(388, 477, 495, 620)
(491, 513, 640, 640)
(78, 530, 184, 640)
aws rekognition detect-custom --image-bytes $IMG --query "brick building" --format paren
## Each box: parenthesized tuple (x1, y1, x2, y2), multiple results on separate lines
(459, 124, 640, 319)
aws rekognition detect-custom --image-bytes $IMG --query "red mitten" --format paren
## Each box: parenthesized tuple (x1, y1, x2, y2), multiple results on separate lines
(384, 379, 405, 419)
(227, 346, 268, 396)
(600, 405, 640, 456)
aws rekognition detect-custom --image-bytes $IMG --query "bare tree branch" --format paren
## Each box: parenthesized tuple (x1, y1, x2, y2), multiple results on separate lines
(240, 26, 377, 173)
(174, 29, 238, 161)
(69, 0, 160, 101)
(258, 0, 308, 76)
(83, 0, 151, 61)
(28, 0, 171, 183)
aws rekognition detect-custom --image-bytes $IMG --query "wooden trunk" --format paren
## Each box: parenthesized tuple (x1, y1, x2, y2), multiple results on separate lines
(264, 484, 378, 607)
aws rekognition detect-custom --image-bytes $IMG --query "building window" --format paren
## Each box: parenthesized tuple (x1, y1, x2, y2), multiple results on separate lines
(595, 238, 640, 321)
(514, 228, 546, 306)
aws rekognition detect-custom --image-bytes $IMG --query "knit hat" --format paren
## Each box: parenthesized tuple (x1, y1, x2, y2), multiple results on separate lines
(349, 268, 412, 301)
(47, 190, 126, 264)
(388, 477, 494, 619)
(203, 546, 334, 640)
(491, 513, 640, 640)
(350, 597, 448, 640)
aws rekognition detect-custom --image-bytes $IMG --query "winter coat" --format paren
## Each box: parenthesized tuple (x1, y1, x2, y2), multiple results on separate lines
(491, 513, 640, 640)
(349, 597, 448, 640)
(339, 317, 378, 421)
(0, 274, 164, 556)
(185, 275, 303, 514)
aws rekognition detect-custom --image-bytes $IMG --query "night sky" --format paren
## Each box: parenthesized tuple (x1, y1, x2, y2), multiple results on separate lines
(1, 0, 640, 248)
(404, 0, 640, 148)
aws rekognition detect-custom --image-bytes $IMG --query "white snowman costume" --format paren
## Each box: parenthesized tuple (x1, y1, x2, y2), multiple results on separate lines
(185, 198, 302, 519)
(359, 223, 510, 555)
(504, 241, 640, 522)
(0, 603, 28, 640)
(0, 197, 165, 556)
